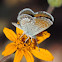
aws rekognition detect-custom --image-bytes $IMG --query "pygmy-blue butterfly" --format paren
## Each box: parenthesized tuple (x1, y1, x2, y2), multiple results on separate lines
(12, 8, 54, 43)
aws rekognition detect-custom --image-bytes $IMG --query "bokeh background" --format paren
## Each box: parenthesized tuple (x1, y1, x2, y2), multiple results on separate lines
(0, 0, 62, 62)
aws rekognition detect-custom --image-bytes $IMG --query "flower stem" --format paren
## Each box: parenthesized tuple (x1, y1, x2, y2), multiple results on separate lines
(47, 6, 55, 14)
(0, 55, 11, 62)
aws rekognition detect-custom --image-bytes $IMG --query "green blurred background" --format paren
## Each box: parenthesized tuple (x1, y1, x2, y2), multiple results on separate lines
(0, 0, 62, 62)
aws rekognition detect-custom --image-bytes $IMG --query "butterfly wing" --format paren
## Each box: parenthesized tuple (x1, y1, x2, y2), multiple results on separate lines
(12, 22, 22, 29)
(18, 8, 34, 15)
(16, 10, 54, 37)
(17, 8, 34, 20)
(17, 14, 35, 26)
(30, 11, 54, 36)
(20, 16, 53, 37)
(35, 11, 54, 22)
(26, 11, 54, 36)
(31, 17, 53, 36)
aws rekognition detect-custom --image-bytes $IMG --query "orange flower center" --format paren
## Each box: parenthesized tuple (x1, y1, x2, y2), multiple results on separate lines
(15, 34, 36, 51)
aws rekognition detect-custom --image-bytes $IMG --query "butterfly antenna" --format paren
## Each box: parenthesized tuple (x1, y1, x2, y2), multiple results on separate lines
(36, 39, 40, 52)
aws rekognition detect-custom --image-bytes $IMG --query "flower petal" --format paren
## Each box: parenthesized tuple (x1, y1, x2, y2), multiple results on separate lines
(16, 27, 24, 35)
(31, 47, 54, 61)
(24, 50, 34, 62)
(36, 31, 50, 44)
(3, 27, 17, 42)
(2, 43, 17, 56)
(14, 50, 23, 62)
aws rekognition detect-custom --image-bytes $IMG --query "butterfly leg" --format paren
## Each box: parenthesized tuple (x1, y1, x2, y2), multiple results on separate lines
(25, 36, 29, 43)
(19, 32, 25, 39)
(31, 37, 32, 42)
(32, 36, 40, 51)
(35, 39, 40, 51)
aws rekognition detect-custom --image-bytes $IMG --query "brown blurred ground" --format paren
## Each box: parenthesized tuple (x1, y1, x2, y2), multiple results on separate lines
(0, 0, 62, 62)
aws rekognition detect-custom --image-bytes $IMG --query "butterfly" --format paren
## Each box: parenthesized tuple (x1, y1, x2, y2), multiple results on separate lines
(12, 8, 54, 43)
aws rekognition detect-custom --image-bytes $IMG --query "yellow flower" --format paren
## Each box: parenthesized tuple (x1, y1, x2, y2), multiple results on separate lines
(2, 27, 54, 62)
